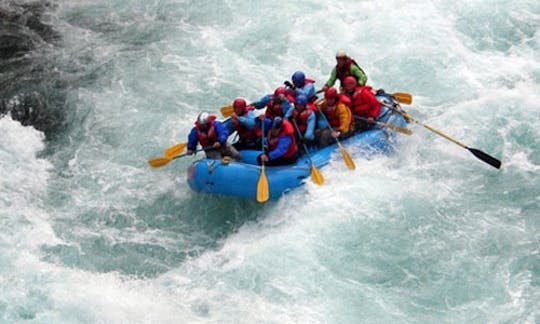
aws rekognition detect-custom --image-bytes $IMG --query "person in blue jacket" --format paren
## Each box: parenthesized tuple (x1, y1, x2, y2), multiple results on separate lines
(286, 71, 316, 101)
(187, 112, 241, 160)
(258, 117, 299, 166)
(290, 94, 316, 144)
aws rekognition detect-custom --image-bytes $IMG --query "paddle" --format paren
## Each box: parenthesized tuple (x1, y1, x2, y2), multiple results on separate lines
(148, 142, 187, 168)
(316, 107, 356, 170)
(383, 102, 501, 169)
(353, 116, 413, 135)
(392, 92, 412, 105)
(291, 119, 324, 185)
(257, 120, 269, 202)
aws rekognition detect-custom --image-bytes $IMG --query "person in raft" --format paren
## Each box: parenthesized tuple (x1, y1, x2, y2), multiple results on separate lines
(186, 112, 242, 161)
(258, 116, 299, 166)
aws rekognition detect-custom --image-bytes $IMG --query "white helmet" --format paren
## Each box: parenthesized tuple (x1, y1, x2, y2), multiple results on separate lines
(336, 49, 347, 58)
(197, 112, 210, 125)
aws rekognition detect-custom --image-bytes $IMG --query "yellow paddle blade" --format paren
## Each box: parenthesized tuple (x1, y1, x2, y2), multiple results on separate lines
(256, 164, 269, 202)
(310, 165, 325, 185)
(148, 157, 171, 168)
(164, 142, 187, 159)
(392, 92, 413, 105)
(339, 143, 356, 170)
(220, 105, 234, 117)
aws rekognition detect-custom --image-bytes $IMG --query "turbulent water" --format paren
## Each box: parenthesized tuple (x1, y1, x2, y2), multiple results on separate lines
(1, 0, 539, 323)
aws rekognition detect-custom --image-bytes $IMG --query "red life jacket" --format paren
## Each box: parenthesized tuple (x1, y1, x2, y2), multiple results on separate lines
(265, 100, 285, 118)
(292, 103, 315, 134)
(321, 103, 340, 128)
(267, 119, 298, 158)
(232, 106, 261, 141)
(349, 86, 381, 119)
(336, 58, 365, 85)
(195, 115, 218, 148)
(339, 93, 351, 107)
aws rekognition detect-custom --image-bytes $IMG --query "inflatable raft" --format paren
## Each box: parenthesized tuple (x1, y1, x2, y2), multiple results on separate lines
(186, 93, 408, 201)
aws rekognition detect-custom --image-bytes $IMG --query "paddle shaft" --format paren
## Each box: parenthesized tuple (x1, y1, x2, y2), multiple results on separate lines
(382, 102, 501, 169)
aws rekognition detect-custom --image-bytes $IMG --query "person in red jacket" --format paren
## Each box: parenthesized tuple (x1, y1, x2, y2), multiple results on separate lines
(342, 76, 381, 132)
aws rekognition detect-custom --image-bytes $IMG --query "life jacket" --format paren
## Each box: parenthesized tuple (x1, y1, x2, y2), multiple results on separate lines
(339, 93, 351, 108)
(267, 119, 298, 158)
(320, 103, 340, 128)
(336, 57, 365, 85)
(265, 100, 286, 118)
(232, 106, 261, 141)
(349, 85, 381, 118)
(195, 115, 218, 148)
(292, 103, 316, 134)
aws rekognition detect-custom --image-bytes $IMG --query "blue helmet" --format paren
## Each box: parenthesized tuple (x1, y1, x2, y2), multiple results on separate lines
(291, 71, 305, 86)
(271, 116, 283, 129)
(295, 94, 308, 105)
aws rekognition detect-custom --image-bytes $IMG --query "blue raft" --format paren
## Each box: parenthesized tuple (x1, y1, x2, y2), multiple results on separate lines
(187, 94, 408, 200)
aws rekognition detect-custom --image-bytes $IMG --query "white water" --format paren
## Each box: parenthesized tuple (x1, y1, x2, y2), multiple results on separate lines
(1, 0, 539, 323)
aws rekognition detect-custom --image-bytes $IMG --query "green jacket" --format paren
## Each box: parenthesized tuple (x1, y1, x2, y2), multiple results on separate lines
(325, 64, 367, 87)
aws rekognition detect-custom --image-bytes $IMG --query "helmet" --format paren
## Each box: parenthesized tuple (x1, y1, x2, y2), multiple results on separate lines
(291, 71, 305, 86)
(324, 87, 338, 99)
(343, 76, 357, 87)
(197, 112, 210, 125)
(336, 49, 347, 58)
(233, 98, 247, 110)
(273, 86, 287, 97)
(295, 94, 308, 105)
(271, 116, 283, 129)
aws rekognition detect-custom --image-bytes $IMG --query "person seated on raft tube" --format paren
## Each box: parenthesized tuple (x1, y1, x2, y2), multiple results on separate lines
(315, 87, 354, 148)
(289, 93, 316, 145)
(322, 49, 368, 92)
(341, 76, 381, 132)
(186, 112, 242, 160)
(285, 70, 316, 102)
(253, 87, 294, 119)
(258, 116, 299, 166)
(229, 98, 261, 150)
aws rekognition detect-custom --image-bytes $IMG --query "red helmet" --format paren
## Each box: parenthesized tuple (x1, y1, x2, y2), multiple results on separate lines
(343, 76, 357, 87)
(324, 87, 338, 99)
(273, 86, 287, 97)
(233, 98, 247, 110)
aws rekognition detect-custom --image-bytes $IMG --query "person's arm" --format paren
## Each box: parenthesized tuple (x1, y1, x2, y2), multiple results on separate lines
(282, 98, 294, 119)
(254, 94, 272, 109)
(351, 64, 367, 86)
(214, 121, 229, 144)
(325, 67, 337, 87)
(295, 82, 315, 99)
(337, 103, 352, 133)
(304, 112, 316, 140)
(268, 135, 293, 160)
(238, 111, 256, 129)
(187, 127, 198, 152)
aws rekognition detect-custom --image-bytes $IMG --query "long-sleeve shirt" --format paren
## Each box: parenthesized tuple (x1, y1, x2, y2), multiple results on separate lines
(325, 64, 367, 87)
